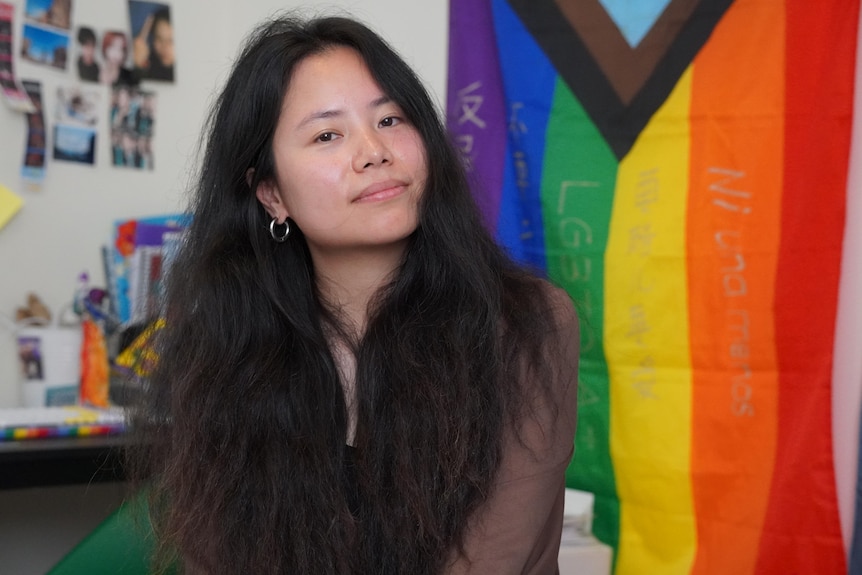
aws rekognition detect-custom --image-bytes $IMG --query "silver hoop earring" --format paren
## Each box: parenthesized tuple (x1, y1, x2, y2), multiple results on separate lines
(269, 218, 290, 242)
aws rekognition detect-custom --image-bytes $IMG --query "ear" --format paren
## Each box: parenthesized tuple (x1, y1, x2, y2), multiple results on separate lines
(255, 177, 289, 222)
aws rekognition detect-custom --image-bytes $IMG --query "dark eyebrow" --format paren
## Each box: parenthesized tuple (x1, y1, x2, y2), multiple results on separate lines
(295, 95, 394, 130)
(295, 109, 342, 131)
(371, 95, 392, 108)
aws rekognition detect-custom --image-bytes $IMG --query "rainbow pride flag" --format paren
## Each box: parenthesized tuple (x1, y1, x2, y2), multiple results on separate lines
(447, 1, 859, 573)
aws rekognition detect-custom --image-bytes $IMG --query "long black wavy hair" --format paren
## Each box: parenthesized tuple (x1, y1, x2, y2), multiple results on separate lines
(131, 12, 566, 574)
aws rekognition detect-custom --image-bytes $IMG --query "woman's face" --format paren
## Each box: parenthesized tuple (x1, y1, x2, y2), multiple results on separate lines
(117, 87, 130, 109)
(105, 36, 125, 64)
(152, 19, 174, 66)
(257, 46, 427, 260)
(80, 41, 95, 63)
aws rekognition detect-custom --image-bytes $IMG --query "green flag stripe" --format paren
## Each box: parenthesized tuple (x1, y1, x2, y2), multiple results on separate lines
(541, 77, 620, 554)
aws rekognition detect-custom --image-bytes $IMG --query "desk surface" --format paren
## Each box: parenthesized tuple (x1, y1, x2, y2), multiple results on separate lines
(0, 435, 127, 490)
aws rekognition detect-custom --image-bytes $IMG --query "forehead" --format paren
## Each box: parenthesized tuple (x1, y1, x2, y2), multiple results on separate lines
(283, 47, 382, 107)
(153, 19, 172, 36)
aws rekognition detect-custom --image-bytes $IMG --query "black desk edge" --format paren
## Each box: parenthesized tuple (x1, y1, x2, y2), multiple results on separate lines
(0, 435, 128, 490)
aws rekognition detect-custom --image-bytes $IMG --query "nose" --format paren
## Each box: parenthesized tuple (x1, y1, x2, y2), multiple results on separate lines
(352, 129, 390, 171)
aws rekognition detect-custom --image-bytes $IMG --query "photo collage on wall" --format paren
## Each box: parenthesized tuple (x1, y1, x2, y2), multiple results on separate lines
(1, 0, 174, 183)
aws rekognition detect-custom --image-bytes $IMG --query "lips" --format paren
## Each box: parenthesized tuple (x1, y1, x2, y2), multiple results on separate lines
(353, 180, 408, 203)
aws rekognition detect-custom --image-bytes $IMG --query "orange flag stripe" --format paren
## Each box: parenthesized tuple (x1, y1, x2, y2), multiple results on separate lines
(688, 1, 784, 573)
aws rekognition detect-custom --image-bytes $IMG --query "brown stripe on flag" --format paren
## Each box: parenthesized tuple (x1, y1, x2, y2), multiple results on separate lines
(554, 0, 698, 105)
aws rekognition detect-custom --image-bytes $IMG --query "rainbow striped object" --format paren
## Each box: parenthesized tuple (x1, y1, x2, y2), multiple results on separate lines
(447, 0, 858, 573)
(0, 406, 126, 442)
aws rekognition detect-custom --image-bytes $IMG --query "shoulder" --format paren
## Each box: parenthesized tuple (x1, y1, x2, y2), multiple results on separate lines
(527, 279, 579, 359)
(541, 280, 578, 334)
(537, 280, 579, 399)
(500, 275, 579, 375)
(530, 280, 579, 435)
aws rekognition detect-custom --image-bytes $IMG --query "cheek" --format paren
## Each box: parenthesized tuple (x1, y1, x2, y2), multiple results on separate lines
(156, 37, 174, 55)
(279, 159, 346, 216)
(401, 133, 429, 184)
(398, 128, 424, 158)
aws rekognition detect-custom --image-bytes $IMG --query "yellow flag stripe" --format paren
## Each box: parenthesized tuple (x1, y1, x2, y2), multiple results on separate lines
(606, 68, 696, 574)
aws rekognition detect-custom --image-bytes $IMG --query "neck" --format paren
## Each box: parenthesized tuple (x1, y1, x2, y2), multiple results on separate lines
(310, 241, 407, 335)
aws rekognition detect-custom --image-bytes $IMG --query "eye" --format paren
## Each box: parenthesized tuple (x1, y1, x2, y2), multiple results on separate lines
(315, 132, 338, 143)
(379, 116, 401, 128)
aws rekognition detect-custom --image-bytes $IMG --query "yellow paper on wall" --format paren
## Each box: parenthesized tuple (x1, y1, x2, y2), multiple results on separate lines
(0, 184, 23, 231)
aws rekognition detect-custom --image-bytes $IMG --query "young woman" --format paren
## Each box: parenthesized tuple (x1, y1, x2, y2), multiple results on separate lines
(75, 26, 99, 83)
(133, 13, 579, 575)
(132, 8, 174, 82)
(100, 30, 132, 86)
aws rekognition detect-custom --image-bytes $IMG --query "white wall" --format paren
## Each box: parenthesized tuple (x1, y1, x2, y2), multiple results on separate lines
(0, 0, 449, 408)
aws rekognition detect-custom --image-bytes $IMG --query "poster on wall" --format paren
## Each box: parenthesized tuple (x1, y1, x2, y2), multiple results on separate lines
(24, 0, 72, 31)
(17, 336, 43, 380)
(53, 85, 98, 165)
(110, 84, 155, 169)
(21, 80, 46, 184)
(21, 0, 74, 70)
(73, 26, 98, 82)
(73, 25, 135, 85)
(21, 23, 69, 70)
(0, 2, 35, 113)
(75, 26, 137, 86)
(128, 1, 174, 82)
(100, 29, 135, 86)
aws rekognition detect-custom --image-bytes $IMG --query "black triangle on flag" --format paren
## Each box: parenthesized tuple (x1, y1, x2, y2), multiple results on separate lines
(506, 0, 735, 160)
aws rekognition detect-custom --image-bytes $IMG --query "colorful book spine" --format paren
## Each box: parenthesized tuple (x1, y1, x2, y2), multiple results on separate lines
(0, 422, 126, 442)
